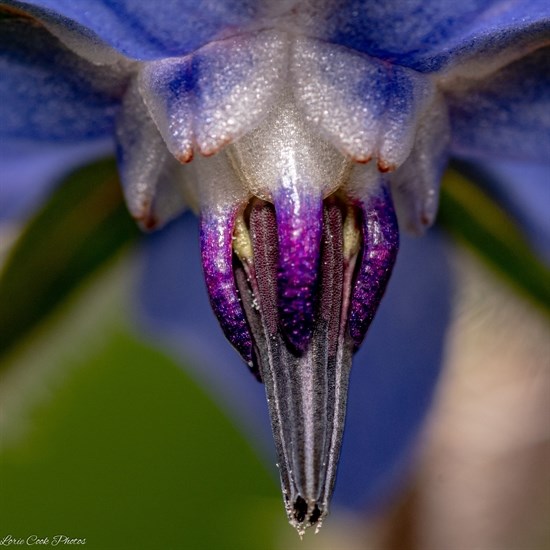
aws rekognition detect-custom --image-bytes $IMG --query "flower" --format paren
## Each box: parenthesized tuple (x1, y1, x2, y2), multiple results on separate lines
(1, 0, 549, 534)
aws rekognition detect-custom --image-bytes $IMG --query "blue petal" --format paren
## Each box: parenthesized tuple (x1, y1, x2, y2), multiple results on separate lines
(0, 17, 122, 143)
(448, 47, 550, 164)
(323, 0, 550, 73)
(7, 1, 549, 71)
(5, 0, 261, 60)
(137, 215, 453, 510)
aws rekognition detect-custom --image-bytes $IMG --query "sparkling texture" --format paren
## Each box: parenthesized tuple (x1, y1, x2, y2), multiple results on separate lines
(116, 79, 188, 229)
(291, 37, 434, 168)
(230, 90, 350, 201)
(348, 185, 400, 348)
(200, 205, 253, 365)
(275, 186, 323, 352)
(391, 93, 451, 234)
(139, 30, 288, 161)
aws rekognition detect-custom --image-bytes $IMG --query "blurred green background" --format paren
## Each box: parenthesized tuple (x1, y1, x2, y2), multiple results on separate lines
(0, 161, 289, 548)
(0, 262, 286, 549)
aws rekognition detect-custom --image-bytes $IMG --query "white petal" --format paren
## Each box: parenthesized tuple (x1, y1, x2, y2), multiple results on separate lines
(138, 29, 289, 161)
(116, 79, 188, 230)
(291, 37, 435, 170)
(391, 94, 451, 234)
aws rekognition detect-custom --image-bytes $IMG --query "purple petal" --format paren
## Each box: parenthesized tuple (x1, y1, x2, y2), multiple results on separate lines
(448, 47, 550, 165)
(5, 0, 262, 60)
(274, 187, 323, 352)
(199, 205, 253, 365)
(0, 16, 122, 144)
(319, 0, 550, 73)
(348, 186, 399, 348)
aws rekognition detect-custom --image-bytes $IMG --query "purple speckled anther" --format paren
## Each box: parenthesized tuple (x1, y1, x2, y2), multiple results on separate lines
(349, 186, 400, 348)
(199, 206, 253, 366)
(275, 187, 323, 353)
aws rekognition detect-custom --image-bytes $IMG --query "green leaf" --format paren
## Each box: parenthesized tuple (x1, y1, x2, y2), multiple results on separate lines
(0, 315, 281, 549)
(0, 158, 140, 362)
(438, 169, 550, 317)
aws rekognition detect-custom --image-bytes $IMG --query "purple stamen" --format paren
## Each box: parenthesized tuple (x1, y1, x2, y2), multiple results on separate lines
(200, 206, 253, 364)
(275, 187, 323, 353)
(202, 185, 398, 532)
(348, 185, 400, 348)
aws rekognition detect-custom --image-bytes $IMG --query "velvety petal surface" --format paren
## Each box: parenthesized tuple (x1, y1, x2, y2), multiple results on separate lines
(319, 0, 550, 73)
(6, 1, 548, 73)
(136, 214, 452, 511)
(0, 17, 122, 144)
(0, 16, 124, 223)
(3, 0, 261, 60)
(447, 47, 550, 165)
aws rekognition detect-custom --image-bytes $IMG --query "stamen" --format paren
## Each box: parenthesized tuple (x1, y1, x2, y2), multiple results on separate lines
(320, 197, 344, 357)
(348, 186, 400, 348)
(205, 186, 398, 533)
(274, 188, 323, 353)
(249, 200, 279, 336)
(199, 206, 253, 364)
(233, 195, 356, 533)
